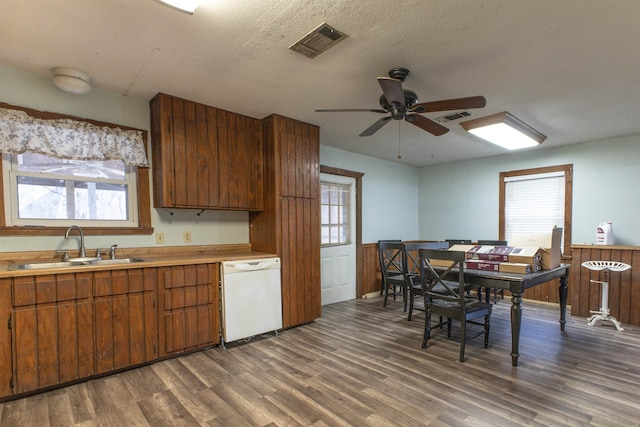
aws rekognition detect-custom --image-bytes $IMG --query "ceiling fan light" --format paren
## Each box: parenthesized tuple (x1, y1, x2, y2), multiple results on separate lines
(154, 0, 203, 14)
(51, 67, 92, 94)
(460, 111, 546, 150)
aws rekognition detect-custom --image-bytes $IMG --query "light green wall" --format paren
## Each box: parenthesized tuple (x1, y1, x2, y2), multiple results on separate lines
(3, 64, 638, 252)
(0, 64, 249, 253)
(320, 145, 420, 243)
(418, 134, 640, 246)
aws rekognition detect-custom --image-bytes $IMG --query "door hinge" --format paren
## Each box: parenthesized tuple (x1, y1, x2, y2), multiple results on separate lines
(7, 316, 11, 330)
(9, 377, 14, 389)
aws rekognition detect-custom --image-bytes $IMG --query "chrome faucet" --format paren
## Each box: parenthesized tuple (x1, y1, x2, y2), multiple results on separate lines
(64, 225, 86, 258)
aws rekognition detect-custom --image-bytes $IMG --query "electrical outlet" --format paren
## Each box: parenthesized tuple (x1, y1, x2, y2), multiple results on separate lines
(156, 232, 165, 244)
(183, 231, 192, 243)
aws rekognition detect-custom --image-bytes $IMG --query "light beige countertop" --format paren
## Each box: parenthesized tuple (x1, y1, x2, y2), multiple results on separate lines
(0, 244, 276, 278)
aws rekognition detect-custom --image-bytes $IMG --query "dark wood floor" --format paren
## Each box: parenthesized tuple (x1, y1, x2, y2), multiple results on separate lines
(2, 296, 640, 426)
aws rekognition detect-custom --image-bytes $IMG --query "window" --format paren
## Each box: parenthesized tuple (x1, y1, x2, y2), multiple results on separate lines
(3, 152, 137, 227)
(0, 103, 152, 235)
(320, 182, 351, 246)
(499, 164, 572, 256)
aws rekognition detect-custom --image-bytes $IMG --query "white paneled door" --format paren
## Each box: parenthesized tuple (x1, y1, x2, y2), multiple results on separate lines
(320, 173, 356, 305)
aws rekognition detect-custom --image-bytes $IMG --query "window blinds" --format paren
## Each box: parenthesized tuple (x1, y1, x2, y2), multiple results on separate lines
(504, 171, 565, 247)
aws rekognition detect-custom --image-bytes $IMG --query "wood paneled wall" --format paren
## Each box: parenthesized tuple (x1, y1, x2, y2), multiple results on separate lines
(361, 243, 381, 296)
(571, 245, 640, 326)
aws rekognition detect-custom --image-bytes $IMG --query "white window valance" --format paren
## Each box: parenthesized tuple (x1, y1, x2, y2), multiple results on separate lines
(0, 107, 149, 167)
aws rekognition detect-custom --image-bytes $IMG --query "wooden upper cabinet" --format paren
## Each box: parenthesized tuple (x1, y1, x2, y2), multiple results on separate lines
(150, 93, 264, 211)
(262, 114, 319, 199)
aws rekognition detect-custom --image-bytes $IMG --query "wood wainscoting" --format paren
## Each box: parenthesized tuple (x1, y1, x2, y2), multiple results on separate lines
(361, 243, 381, 296)
(571, 244, 640, 326)
(361, 241, 574, 308)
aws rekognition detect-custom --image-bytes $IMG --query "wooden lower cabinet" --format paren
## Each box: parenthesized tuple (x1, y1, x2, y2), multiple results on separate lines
(11, 273, 94, 394)
(1, 262, 220, 400)
(0, 279, 12, 398)
(279, 197, 321, 327)
(159, 264, 220, 356)
(93, 269, 157, 374)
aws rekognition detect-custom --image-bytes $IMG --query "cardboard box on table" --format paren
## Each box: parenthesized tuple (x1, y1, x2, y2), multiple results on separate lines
(464, 260, 535, 274)
(449, 244, 542, 273)
(508, 226, 562, 270)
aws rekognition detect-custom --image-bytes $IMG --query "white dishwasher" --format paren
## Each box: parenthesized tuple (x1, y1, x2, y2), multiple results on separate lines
(220, 257, 282, 346)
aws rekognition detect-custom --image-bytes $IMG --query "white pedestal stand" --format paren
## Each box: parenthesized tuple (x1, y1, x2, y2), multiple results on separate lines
(581, 261, 631, 331)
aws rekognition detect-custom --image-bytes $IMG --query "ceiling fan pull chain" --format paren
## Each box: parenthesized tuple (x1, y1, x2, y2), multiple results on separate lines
(397, 121, 402, 159)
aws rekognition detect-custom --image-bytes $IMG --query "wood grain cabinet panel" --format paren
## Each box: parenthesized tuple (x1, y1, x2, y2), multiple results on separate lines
(150, 92, 263, 211)
(159, 264, 219, 356)
(10, 273, 94, 395)
(93, 269, 157, 374)
(1, 263, 219, 401)
(250, 115, 321, 328)
(0, 279, 12, 398)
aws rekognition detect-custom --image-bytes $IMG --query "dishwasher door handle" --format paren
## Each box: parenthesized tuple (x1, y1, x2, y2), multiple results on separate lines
(223, 258, 280, 272)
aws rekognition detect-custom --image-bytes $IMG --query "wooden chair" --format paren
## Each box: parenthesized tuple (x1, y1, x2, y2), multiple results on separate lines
(404, 241, 450, 321)
(379, 241, 410, 314)
(378, 240, 402, 296)
(477, 239, 508, 303)
(419, 248, 492, 362)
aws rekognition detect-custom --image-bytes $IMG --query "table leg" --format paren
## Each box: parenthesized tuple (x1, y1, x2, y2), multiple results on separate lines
(559, 274, 568, 331)
(510, 293, 522, 367)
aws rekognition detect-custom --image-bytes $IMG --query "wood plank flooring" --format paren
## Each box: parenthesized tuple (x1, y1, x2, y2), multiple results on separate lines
(2, 296, 640, 426)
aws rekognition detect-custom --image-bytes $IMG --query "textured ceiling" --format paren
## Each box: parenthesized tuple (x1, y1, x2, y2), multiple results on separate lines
(2, 0, 640, 166)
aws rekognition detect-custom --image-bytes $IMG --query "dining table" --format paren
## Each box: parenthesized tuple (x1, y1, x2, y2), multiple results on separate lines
(460, 264, 571, 366)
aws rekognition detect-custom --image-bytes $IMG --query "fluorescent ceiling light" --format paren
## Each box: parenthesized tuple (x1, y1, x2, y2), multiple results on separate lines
(51, 67, 92, 94)
(155, 0, 203, 14)
(460, 111, 546, 150)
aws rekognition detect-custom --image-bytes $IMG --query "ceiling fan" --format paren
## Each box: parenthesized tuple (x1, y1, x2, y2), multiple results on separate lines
(315, 67, 486, 137)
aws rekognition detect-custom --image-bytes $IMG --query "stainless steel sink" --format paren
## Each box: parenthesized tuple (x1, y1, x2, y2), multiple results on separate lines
(8, 258, 146, 270)
(9, 261, 81, 270)
(89, 258, 146, 266)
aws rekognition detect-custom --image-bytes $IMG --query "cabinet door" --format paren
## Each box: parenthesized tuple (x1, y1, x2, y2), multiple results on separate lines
(94, 269, 157, 374)
(150, 93, 263, 210)
(160, 264, 219, 356)
(272, 116, 319, 199)
(11, 273, 94, 394)
(217, 111, 264, 210)
(280, 197, 321, 327)
(0, 279, 12, 398)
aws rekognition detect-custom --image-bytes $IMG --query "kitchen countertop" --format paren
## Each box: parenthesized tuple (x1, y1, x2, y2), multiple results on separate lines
(0, 250, 277, 278)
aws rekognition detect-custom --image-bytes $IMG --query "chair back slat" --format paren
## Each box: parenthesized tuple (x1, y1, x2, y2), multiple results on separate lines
(379, 241, 408, 282)
(419, 249, 466, 303)
(404, 242, 449, 275)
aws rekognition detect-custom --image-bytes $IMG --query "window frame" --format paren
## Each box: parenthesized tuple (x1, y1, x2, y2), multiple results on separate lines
(320, 180, 353, 247)
(0, 102, 152, 236)
(499, 164, 573, 257)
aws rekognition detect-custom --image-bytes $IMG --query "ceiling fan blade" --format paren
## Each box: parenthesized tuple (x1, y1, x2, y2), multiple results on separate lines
(412, 96, 487, 113)
(359, 116, 393, 136)
(315, 108, 387, 113)
(405, 114, 450, 136)
(377, 77, 405, 107)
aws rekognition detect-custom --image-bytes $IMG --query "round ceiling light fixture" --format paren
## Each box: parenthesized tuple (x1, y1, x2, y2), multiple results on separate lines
(52, 67, 92, 94)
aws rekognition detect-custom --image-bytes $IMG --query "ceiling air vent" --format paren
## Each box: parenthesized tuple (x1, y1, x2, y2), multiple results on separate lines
(434, 110, 473, 124)
(289, 22, 348, 59)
